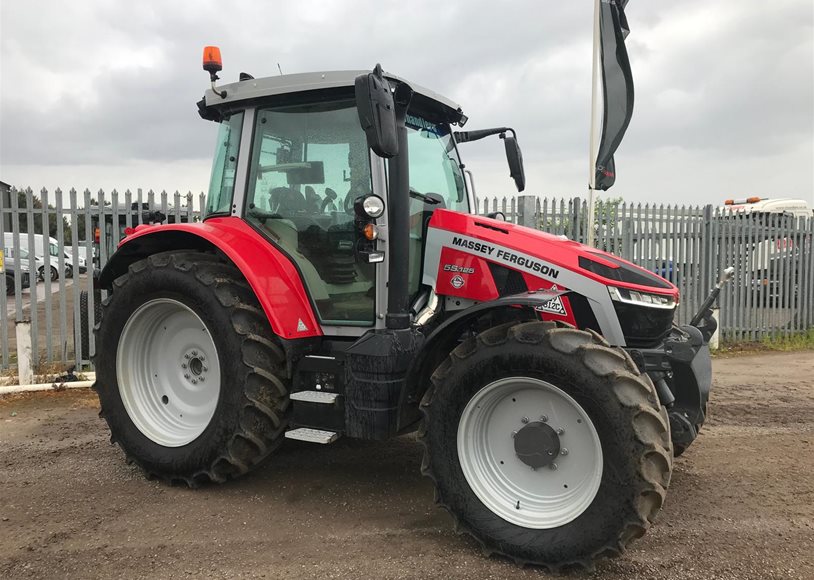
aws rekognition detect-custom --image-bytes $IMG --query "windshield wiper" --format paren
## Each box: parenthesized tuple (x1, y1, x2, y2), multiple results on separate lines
(409, 189, 441, 205)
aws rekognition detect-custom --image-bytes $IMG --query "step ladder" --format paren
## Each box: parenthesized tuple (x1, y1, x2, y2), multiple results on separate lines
(286, 390, 341, 444)
(284, 427, 339, 444)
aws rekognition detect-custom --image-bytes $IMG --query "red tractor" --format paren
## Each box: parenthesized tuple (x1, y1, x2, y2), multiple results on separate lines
(94, 51, 723, 568)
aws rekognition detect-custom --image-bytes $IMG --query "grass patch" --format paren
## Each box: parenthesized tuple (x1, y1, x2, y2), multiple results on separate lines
(760, 328, 814, 351)
(715, 328, 814, 356)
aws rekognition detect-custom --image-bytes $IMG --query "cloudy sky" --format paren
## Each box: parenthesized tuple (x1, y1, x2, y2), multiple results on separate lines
(1, 0, 812, 206)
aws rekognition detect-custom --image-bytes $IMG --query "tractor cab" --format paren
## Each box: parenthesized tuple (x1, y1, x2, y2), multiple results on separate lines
(198, 63, 521, 332)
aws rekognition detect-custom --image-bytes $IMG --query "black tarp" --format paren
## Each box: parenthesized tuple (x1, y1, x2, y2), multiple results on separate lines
(595, 0, 633, 191)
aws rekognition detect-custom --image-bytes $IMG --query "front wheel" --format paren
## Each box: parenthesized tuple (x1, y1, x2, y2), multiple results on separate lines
(420, 321, 672, 569)
(93, 251, 291, 485)
(39, 265, 59, 282)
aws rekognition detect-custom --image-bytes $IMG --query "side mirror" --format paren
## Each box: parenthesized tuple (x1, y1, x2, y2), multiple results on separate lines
(486, 211, 506, 221)
(355, 64, 398, 158)
(502, 133, 526, 192)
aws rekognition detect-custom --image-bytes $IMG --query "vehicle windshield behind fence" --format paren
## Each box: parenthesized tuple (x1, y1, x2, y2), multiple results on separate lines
(245, 100, 376, 326)
(206, 112, 244, 216)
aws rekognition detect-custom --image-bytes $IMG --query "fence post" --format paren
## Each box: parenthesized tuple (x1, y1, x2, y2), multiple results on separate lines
(701, 205, 714, 299)
(15, 320, 33, 385)
(516, 195, 537, 228)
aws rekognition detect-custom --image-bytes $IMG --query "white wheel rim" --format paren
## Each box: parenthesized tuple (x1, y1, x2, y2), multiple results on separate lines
(457, 377, 603, 529)
(116, 298, 221, 447)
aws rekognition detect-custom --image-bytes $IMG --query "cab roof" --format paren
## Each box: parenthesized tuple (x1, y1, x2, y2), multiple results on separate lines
(200, 70, 465, 125)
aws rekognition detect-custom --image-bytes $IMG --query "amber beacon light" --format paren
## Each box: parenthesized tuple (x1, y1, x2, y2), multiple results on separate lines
(203, 46, 227, 98)
(202, 46, 222, 74)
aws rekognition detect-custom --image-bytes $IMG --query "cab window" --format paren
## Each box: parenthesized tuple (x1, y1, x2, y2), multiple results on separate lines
(245, 100, 375, 326)
(406, 114, 469, 296)
(206, 112, 244, 216)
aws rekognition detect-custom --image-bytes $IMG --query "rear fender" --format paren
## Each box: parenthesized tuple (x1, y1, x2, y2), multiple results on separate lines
(98, 217, 321, 339)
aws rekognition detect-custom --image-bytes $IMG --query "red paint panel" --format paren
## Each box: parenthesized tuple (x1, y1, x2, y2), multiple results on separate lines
(428, 209, 679, 299)
(435, 247, 499, 301)
(119, 217, 321, 339)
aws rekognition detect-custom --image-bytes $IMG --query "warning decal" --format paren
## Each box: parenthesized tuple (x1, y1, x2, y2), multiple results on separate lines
(536, 295, 567, 317)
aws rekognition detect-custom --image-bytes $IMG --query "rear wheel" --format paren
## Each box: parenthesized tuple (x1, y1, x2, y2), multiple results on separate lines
(420, 321, 672, 569)
(93, 251, 290, 485)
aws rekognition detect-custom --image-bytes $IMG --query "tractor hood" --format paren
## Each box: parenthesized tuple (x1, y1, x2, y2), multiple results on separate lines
(426, 209, 678, 299)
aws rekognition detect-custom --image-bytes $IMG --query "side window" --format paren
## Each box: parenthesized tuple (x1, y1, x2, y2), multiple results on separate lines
(245, 101, 376, 326)
(406, 115, 469, 297)
(206, 112, 244, 216)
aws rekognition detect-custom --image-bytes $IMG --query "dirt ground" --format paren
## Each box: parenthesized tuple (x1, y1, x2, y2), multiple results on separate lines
(0, 351, 812, 580)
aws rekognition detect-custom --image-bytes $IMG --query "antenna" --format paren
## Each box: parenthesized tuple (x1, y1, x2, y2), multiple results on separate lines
(277, 63, 283, 76)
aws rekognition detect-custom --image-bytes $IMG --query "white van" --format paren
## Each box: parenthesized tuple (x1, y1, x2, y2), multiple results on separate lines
(722, 197, 812, 220)
(2, 233, 87, 281)
(719, 197, 812, 305)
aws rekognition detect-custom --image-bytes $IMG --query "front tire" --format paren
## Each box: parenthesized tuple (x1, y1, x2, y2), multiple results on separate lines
(93, 251, 290, 485)
(39, 265, 59, 282)
(419, 321, 672, 569)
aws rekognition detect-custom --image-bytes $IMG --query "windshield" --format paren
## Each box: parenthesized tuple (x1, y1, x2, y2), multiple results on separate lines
(406, 114, 468, 212)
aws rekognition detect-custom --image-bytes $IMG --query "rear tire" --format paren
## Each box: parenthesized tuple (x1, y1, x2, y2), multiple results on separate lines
(419, 321, 672, 569)
(93, 251, 290, 485)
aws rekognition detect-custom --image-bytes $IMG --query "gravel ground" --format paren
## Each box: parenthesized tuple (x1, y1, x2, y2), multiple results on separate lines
(0, 351, 812, 579)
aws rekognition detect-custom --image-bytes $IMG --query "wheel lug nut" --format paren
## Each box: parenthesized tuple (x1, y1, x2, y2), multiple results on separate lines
(199, 355, 205, 361)
(561, 448, 569, 456)
(521, 416, 529, 424)
(202, 366, 208, 372)
(191, 379, 197, 384)
(185, 353, 191, 359)
(191, 350, 198, 356)
(184, 373, 190, 379)
(540, 415, 548, 423)
(549, 463, 558, 471)
(511, 431, 517, 438)
(181, 363, 187, 369)
(199, 377, 205, 382)
(557, 428, 565, 435)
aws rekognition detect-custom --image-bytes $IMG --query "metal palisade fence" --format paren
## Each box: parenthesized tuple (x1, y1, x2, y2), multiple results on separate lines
(0, 187, 205, 374)
(0, 187, 812, 374)
(479, 195, 814, 342)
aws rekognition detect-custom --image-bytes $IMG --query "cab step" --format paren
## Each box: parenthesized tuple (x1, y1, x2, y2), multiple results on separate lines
(284, 427, 339, 444)
(290, 390, 339, 404)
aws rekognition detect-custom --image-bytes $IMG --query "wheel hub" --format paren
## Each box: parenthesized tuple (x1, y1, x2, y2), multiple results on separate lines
(514, 421, 560, 469)
(117, 298, 221, 447)
(457, 376, 603, 529)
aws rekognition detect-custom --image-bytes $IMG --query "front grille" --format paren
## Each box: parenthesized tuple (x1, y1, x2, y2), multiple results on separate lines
(613, 301, 675, 347)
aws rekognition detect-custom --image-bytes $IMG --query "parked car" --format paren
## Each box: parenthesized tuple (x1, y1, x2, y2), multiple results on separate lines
(2, 258, 32, 295)
(2, 233, 86, 281)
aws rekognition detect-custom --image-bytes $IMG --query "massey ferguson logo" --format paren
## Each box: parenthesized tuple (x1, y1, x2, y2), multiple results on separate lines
(450, 236, 560, 279)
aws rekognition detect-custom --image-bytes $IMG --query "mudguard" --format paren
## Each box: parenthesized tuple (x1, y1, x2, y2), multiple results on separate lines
(397, 290, 563, 431)
(98, 217, 321, 340)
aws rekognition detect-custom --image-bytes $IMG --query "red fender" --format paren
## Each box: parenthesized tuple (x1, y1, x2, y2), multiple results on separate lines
(107, 217, 321, 339)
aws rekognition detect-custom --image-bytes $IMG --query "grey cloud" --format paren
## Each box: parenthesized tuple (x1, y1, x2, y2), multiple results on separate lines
(1, 0, 811, 205)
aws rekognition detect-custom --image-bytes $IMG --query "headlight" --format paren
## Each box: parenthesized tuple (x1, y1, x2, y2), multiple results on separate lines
(608, 286, 676, 309)
(356, 195, 385, 219)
